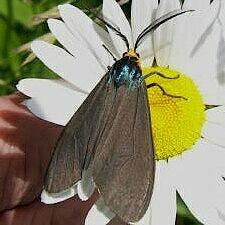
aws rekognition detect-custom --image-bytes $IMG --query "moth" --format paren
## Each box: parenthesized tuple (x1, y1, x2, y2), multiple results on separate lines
(44, 9, 191, 223)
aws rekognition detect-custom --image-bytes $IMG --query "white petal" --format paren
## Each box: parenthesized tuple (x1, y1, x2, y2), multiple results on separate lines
(77, 169, 95, 201)
(85, 197, 115, 225)
(206, 106, 225, 127)
(149, 161, 177, 225)
(181, 20, 222, 102)
(103, 0, 132, 55)
(41, 183, 78, 204)
(131, 0, 157, 66)
(167, 1, 223, 94)
(216, 31, 225, 90)
(209, 0, 225, 98)
(200, 139, 225, 177)
(58, 4, 113, 68)
(171, 138, 225, 182)
(94, 24, 121, 60)
(191, 74, 225, 106)
(172, 140, 225, 225)
(153, 0, 181, 66)
(31, 40, 100, 93)
(183, 0, 210, 10)
(17, 78, 86, 98)
(17, 78, 87, 125)
(47, 19, 106, 75)
(200, 84, 225, 106)
(219, 0, 225, 24)
(47, 18, 80, 57)
(131, 0, 157, 42)
(25, 97, 74, 126)
(170, 2, 225, 105)
(202, 121, 225, 148)
(141, 52, 155, 68)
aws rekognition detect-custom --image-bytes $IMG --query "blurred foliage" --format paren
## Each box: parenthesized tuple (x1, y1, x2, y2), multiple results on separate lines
(0, 0, 206, 224)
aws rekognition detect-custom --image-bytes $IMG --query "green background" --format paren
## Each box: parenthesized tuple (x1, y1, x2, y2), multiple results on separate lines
(0, 0, 206, 224)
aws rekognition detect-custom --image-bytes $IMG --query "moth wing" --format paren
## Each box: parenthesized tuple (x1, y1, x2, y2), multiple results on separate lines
(92, 83, 155, 223)
(44, 75, 114, 193)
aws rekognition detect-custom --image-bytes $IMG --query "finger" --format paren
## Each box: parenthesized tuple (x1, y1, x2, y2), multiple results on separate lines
(0, 92, 63, 211)
(0, 192, 99, 225)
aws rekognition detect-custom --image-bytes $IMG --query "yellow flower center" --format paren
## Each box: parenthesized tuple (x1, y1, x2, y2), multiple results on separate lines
(143, 66, 206, 160)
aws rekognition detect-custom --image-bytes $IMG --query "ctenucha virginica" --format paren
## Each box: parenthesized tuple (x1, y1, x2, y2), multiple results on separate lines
(44, 9, 191, 223)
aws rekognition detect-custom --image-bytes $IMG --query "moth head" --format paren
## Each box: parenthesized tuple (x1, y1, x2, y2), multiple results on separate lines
(123, 49, 140, 62)
(123, 48, 141, 66)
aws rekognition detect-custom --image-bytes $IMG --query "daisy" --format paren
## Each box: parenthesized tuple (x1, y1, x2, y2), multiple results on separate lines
(17, 0, 225, 224)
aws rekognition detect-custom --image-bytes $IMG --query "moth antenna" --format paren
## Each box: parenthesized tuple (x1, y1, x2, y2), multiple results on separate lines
(82, 5, 130, 50)
(102, 44, 117, 62)
(134, 9, 194, 50)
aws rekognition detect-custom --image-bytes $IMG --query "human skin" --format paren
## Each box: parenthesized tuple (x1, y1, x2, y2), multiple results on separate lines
(0, 93, 126, 225)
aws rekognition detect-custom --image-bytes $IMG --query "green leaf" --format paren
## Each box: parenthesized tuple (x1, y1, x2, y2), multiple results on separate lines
(177, 194, 202, 225)
(0, 0, 33, 26)
(0, 20, 7, 57)
(74, 0, 102, 8)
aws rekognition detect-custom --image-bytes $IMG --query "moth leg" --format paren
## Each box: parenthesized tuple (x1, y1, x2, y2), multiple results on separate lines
(102, 44, 117, 62)
(147, 82, 187, 100)
(144, 71, 180, 80)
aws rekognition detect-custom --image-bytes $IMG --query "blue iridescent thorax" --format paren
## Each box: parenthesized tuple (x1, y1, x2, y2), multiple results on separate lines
(109, 55, 143, 89)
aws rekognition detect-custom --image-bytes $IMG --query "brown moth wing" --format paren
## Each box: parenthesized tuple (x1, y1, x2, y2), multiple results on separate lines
(91, 83, 155, 223)
(44, 74, 116, 193)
